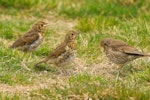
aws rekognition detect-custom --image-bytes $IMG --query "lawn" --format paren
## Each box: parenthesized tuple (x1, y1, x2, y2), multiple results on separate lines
(0, 0, 150, 99)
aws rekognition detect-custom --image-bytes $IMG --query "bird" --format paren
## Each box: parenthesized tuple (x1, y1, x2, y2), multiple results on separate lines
(10, 20, 49, 52)
(34, 30, 80, 68)
(100, 38, 150, 67)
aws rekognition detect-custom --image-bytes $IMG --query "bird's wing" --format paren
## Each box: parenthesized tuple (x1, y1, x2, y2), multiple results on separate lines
(108, 39, 144, 56)
(117, 46, 144, 56)
(48, 42, 67, 58)
(11, 31, 39, 48)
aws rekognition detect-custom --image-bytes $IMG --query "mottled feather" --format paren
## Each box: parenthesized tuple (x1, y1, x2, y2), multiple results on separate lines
(11, 31, 39, 48)
(35, 30, 79, 67)
(100, 38, 150, 66)
(10, 20, 48, 52)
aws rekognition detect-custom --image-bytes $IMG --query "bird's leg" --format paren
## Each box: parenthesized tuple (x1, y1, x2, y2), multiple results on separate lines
(56, 64, 69, 75)
(115, 64, 124, 82)
(58, 67, 65, 74)
(115, 70, 120, 82)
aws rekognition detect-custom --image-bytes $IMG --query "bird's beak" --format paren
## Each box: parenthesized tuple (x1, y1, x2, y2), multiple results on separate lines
(46, 23, 49, 26)
(45, 23, 49, 26)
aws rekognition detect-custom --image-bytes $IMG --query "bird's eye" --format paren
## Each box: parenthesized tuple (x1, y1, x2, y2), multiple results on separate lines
(104, 43, 107, 46)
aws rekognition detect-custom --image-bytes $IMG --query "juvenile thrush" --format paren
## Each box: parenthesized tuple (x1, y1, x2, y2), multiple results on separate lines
(10, 20, 48, 52)
(35, 30, 79, 67)
(100, 38, 150, 66)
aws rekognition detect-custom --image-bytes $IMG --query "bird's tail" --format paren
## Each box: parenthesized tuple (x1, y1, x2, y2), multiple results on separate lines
(34, 57, 49, 67)
(143, 54, 150, 57)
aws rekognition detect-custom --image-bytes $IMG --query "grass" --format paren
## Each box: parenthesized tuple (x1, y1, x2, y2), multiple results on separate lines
(0, 0, 150, 99)
(59, 0, 139, 18)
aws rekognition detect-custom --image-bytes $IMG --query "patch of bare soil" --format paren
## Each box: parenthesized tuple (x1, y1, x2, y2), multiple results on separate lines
(0, 82, 49, 93)
(47, 15, 77, 31)
(0, 76, 68, 94)
(0, 38, 12, 47)
(72, 57, 117, 80)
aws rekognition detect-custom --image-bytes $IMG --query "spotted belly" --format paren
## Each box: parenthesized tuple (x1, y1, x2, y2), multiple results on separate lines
(106, 50, 138, 65)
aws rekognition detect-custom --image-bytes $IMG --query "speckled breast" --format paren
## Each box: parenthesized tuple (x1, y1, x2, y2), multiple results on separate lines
(55, 48, 77, 66)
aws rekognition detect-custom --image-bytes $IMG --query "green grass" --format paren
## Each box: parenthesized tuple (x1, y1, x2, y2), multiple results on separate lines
(0, 0, 58, 9)
(0, 0, 150, 99)
(59, 0, 139, 18)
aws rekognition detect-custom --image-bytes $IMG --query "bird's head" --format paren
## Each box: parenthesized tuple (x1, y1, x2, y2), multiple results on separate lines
(100, 38, 128, 49)
(32, 20, 49, 32)
(100, 38, 113, 49)
(65, 30, 80, 42)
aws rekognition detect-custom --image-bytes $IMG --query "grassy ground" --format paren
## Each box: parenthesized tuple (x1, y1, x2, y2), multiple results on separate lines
(0, 0, 150, 99)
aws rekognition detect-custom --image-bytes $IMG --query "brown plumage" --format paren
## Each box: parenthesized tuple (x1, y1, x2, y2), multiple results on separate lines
(10, 20, 48, 52)
(100, 38, 150, 66)
(35, 30, 79, 67)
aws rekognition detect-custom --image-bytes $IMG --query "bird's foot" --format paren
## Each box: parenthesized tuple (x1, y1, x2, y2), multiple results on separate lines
(57, 68, 71, 76)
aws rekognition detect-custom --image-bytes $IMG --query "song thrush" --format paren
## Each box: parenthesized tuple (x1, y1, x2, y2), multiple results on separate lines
(35, 30, 79, 67)
(10, 20, 48, 52)
(100, 38, 150, 66)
